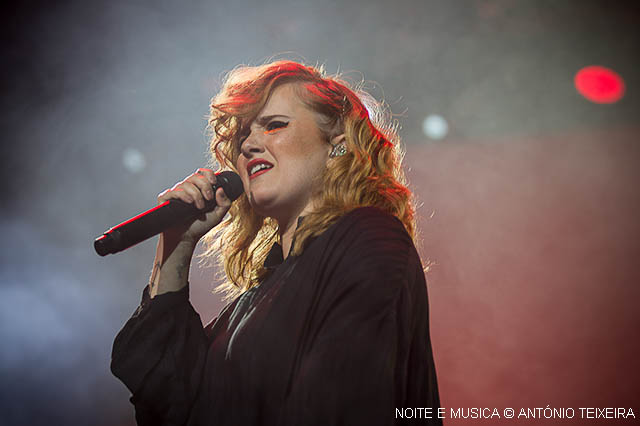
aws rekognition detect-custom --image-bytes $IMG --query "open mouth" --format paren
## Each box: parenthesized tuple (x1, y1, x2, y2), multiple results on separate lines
(247, 159, 274, 179)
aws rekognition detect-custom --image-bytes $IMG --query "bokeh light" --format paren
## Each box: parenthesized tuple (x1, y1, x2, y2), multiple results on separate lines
(122, 147, 147, 173)
(574, 65, 625, 104)
(422, 114, 449, 140)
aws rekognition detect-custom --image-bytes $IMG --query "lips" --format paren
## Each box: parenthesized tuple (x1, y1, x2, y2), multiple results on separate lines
(247, 158, 274, 180)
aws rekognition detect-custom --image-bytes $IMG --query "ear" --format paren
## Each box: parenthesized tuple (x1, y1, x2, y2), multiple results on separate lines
(329, 133, 346, 148)
(327, 134, 348, 161)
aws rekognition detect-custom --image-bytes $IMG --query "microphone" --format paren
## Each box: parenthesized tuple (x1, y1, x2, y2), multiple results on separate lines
(94, 171, 243, 256)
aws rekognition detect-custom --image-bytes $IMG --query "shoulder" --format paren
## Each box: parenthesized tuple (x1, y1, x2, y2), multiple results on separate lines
(315, 207, 418, 280)
(333, 208, 429, 316)
(326, 206, 413, 253)
(303, 207, 426, 317)
(338, 206, 405, 229)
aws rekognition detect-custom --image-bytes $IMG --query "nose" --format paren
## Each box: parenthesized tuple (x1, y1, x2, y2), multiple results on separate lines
(240, 132, 264, 158)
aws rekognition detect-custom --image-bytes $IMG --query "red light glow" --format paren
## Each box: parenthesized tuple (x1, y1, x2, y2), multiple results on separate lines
(574, 65, 625, 104)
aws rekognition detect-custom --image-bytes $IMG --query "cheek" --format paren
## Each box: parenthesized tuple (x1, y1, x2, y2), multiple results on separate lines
(235, 159, 249, 187)
(272, 137, 309, 160)
(293, 149, 328, 186)
(274, 131, 327, 163)
(235, 156, 247, 173)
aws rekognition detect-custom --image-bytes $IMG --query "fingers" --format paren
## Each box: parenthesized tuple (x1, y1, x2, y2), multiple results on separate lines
(214, 186, 231, 208)
(190, 169, 216, 203)
(158, 185, 195, 205)
(157, 168, 218, 210)
(181, 181, 207, 209)
(196, 168, 217, 186)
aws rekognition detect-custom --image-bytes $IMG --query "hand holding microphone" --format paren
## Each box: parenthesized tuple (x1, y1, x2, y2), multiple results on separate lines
(94, 169, 244, 256)
(157, 168, 239, 246)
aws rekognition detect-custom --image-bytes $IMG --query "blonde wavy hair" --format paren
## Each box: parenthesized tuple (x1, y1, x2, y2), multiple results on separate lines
(201, 60, 415, 300)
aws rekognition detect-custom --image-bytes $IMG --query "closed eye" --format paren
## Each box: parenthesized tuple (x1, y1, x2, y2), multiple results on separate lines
(237, 121, 288, 148)
(265, 120, 288, 133)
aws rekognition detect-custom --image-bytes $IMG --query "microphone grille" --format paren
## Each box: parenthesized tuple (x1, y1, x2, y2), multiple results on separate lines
(217, 171, 244, 201)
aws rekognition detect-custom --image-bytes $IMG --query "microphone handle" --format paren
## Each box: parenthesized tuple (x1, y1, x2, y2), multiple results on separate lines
(94, 197, 217, 256)
(94, 170, 245, 256)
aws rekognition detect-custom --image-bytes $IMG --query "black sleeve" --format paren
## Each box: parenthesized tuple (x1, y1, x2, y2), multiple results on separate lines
(111, 284, 209, 426)
(279, 208, 441, 425)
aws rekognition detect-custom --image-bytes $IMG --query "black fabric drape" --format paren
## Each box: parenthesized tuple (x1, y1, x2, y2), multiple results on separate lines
(112, 207, 441, 425)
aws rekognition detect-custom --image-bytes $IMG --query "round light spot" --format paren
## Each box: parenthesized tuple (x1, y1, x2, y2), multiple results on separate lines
(422, 114, 449, 140)
(122, 147, 146, 173)
(574, 65, 625, 104)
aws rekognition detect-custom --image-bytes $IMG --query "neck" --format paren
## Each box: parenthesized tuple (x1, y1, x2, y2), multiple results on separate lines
(275, 195, 320, 258)
(277, 199, 316, 258)
(279, 215, 299, 259)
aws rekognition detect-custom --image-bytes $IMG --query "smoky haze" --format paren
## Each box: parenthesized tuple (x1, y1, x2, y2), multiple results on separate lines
(1, 0, 639, 425)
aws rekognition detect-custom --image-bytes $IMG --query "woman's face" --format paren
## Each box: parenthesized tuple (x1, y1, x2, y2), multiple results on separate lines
(235, 83, 332, 224)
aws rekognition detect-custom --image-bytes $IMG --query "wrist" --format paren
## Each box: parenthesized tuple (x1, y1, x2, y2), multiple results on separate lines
(150, 237, 195, 298)
(160, 233, 198, 253)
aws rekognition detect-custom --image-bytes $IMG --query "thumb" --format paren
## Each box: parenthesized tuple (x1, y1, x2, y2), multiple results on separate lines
(215, 186, 231, 208)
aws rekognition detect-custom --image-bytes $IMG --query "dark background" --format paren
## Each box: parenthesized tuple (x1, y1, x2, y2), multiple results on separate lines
(1, 1, 639, 425)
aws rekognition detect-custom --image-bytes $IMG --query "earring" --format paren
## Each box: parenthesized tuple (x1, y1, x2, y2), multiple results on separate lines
(329, 142, 347, 158)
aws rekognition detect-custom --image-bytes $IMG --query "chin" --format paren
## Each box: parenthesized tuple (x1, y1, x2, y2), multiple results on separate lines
(248, 193, 278, 217)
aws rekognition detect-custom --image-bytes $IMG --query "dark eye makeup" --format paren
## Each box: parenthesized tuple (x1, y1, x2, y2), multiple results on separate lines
(237, 120, 289, 147)
(265, 120, 289, 132)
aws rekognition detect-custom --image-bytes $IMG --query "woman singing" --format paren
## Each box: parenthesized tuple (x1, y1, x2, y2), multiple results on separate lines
(111, 60, 441, 425)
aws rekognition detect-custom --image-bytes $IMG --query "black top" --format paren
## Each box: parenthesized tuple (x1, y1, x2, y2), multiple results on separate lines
(111, 207, 441, 425)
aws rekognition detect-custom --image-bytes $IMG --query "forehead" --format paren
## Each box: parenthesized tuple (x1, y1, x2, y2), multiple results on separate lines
(257, 83, 308, 119)
(237, 83, 318, 135)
